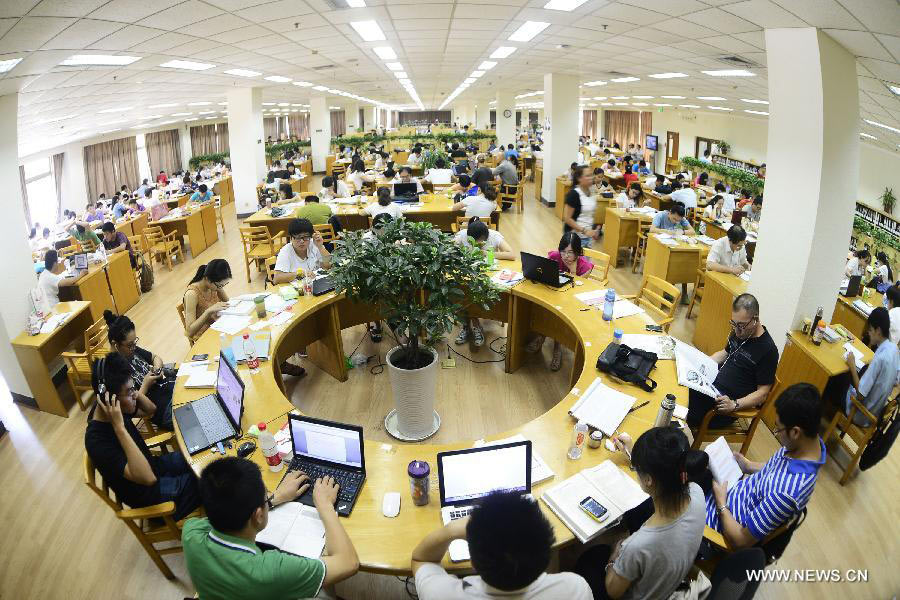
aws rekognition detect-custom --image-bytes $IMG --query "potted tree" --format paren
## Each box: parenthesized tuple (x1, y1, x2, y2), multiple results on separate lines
(330, 219, 500, 440)
(880, 187, 896, 215)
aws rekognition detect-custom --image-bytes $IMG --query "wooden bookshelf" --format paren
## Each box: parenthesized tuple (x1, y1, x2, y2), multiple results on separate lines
(855, 201, 900, 237)
(711, 154, 760, 174)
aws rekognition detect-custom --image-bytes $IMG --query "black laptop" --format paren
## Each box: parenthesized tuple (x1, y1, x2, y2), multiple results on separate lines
(174, 352, 245, 455)
(312, 276, 335, 296)
(393, 182, 418, 201)
(843, 275, 862, 297)
(520, 252, 573, 288)
(282, 415, 366, 516)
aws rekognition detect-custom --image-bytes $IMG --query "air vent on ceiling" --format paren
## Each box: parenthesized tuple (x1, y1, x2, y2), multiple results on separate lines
(606, 71, 629, 77)
(717, 55, 760, 68)
(321, 0, 348, 9)
(311, 64, 336, 71)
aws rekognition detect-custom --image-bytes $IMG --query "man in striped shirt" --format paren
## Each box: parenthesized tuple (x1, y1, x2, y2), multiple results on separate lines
(707, 383, 826, 549)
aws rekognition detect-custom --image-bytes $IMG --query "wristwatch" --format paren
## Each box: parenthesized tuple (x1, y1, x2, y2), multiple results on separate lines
(266, 493, 276, 510)
(717, 504, 728, 514)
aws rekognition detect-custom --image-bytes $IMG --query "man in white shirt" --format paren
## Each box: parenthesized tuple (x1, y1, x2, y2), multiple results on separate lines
(411, 492, 592, 600)
(665, 181, 697, 209)
(845, 249, 870, 278)
(272, 218, 331, 284)
(707, 226, 751, 275)
(393, 166, 424, 194)
(884, 286, 900, 344)
(38, 249, 83, 310)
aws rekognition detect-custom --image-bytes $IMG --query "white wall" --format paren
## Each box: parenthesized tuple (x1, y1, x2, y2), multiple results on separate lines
(859, 144, 900, 210)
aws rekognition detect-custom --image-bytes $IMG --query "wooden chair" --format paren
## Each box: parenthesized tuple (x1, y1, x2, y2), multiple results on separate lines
(701, 506, 806, 568)
(83, 440, 197, 579)
(313, 223, 337, 245)
(498, 183, 520, 212)
(60, 317, 109, 410)
(128, 234, 153, 273)
(622, 275, 680, 332)
(264, 256, 279, 289)
(583, 248, 611, 286)
(692, 376, 783, 454)
(80, 237, 99, 253)
(631, 219, 652, 273)
(823, 393, 898, 485)
(214, 198, 225, 233)
(451, 216, 495, 233)
(239, 226, 285, 283)
(686, 264, 707, 319)
(331, 163, 346, 179)
(58, 243, 80, 260)
(143, 226, 183, 271)
(176, 301, 201, 345)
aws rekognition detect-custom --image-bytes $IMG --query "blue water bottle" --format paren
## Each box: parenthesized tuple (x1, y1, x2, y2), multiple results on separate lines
(602, 289, 616, 322)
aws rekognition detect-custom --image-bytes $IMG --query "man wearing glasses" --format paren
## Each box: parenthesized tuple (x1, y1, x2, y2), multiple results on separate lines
(686, 293, 779, 429)
(272, 218, 332, 285)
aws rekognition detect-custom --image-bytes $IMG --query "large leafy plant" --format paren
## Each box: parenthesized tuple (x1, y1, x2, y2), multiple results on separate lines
(680, 156, 765, 195)
(330, 219, 500, 369)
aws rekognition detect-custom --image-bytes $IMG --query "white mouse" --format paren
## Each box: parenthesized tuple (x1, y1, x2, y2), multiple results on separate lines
(382, 492, 401, 518)
(575, 280, 584, 286)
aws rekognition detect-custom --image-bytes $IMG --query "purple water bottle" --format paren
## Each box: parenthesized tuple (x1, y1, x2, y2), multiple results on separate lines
(602, 289, 616, 321)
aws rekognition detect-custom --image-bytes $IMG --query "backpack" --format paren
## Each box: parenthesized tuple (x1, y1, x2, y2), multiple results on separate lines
(860, 400, 899, 471)
(138, 255, 154, 293)
(596, 343, 658, 392)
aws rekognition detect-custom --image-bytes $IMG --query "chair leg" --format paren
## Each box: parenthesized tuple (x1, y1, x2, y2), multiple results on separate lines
(245, 258, 251, 283)
(687, 289, 700, 318)
(841, 447, 864, 485)
(823, 412, 842, 445)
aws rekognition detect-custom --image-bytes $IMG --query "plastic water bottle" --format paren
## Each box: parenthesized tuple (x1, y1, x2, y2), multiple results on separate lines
(602, 289, 616, 322)
(612, 328, 623, 346)
(568, 420, 588, 460)
(258, 422, 283, 472)
(243, 333, 260, 374)
(219, 333, 227, 353)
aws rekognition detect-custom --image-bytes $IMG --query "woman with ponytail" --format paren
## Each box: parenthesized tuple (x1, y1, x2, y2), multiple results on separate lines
(575, 427, 707, 600)
(183, 259, 232, 341)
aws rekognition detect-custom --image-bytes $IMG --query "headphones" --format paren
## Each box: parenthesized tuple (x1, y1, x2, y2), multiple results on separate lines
(95, 356, 107, 396)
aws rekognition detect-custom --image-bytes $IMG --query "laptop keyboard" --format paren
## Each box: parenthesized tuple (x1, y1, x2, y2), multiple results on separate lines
(193, 396, 233, 442)
(448, 507, 473, 520)
(289, 458, 363, 503)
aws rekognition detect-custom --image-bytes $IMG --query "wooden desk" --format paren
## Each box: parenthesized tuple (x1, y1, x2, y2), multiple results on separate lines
(105, 250, 140, 314)
(155, 205, 210, 258)
(172, 263, 695, 574)
(554, 176, 572, 220)
(198, 203, 218, 249)
(11, 301, 94, 416)
(602, 208, 652, 265)
(832, 294, 881, 339)
(593, 197, 613, 228)
(643, 235, 702, 285)
(534, 164, 543, 203)
(212, 176, 234, 205)
(58, 261, 114, 322)
(692, 271, 747, 354)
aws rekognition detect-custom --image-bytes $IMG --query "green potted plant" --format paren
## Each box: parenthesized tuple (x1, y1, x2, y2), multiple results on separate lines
(880, 187, 896, 215)
(330, 219, 500, 440)
(422, 147, 451, 171)
(717, 140, 730, 156)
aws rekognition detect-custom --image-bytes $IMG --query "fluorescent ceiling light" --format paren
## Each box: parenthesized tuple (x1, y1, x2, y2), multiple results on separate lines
(611, 96, 628, 99)
(293, 81, 314, 87)
(148, 103, 178, 108)
(399, 78, 411, 85)
(610, 76, 639, 83)
(708, 106, 733, 111)
(218, 102, 227, 106)
(139, 114, 163, 119)
(350, 21, 385, 42)
(631, 102, 648, 106)
(188, 101, 212, 106)
(262, 102, 276, 106)
(600, 102, 613, 106)
(653, 103, 671, 107)
(583, 80, 606, 86)
(592, 96, 607, 100)
(661, 95, 685, 99)
(508, 21, 549, 42)
(394, 71, 408, 78)
(99, 128, 120, 134)
(471, 70, 485, 78)
(159, 59, 215, 71)
(478, 61, 498, 71)
(327, 88, 341, 94)
(278, 102, 289, 106)
(860, 133, 877, 140)
(703, 69, 754, 77)
(632, 95, 653, 99)
(386, 62, 403, 71)
(184, 117, 199, 121)
(97, 106, 133, 113)
(373, 46, 397, 60)
(265, 75, 291, 83)
(0, 58, 22, 73)
(679, 104, 700, 108)
(224, 68, 260, 77)
(741, 98, 769, 104)
(614, 102, 628, 106)
(490, 47, 517, 60)
(864, 119, 900, 134)
(543, 0, 588, 10)
(888, 84, 900, 96)
(697, 96, 725, 100)
(61, 54, 141, 66)
(313, 85, 329, 91)
(745, 110, 769, 116)
(198, 110, 215, 114)
(171, 112, 192, 116)
(346, 0, 366, 6)
(649, 72, 687, 79)
(464, 77, 476, 84)
(204, 116, 217, 120)
(329, 106, 341, 110)
(132, 123, 151, 128)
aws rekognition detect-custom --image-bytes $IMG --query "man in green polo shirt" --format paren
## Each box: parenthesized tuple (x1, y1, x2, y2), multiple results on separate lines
(295, 194, 335, 225)
(183, 457, 359, 599)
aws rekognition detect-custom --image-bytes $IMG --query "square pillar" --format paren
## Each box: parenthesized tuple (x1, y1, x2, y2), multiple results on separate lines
(540, 73, 579, 203)
(310, 97, 332, 172)
(495, 91, 516, 151)
(227, 88, 266, 216)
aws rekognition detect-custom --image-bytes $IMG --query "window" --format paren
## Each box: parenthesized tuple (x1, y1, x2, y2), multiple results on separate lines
(23, 157, 57, 229)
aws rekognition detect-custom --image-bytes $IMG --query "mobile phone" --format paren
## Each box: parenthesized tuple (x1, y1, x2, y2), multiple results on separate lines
(645, 324, 663, 333)
(191, 354, 209, 361)
(579, 496, 609, 523)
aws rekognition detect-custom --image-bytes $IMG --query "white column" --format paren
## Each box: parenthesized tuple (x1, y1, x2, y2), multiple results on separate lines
(0, 93, 43, 402)
(346, 103, 362, 133)
(540, 73, 579, 203)
(477, 103, 492, 130)
(495, 91, 516, 150)
(61, 141, 89, 212)
(748, 28, 860, 352)
(367, 106, 377, 131)
(226, 87, 266, 216)
(135, 133, 151, 185)
(179, 123, 192, 171)
(310, 97, 331, 172)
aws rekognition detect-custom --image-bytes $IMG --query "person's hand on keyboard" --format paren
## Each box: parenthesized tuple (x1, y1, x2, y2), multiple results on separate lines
(272, 470, 311, 506)
(313, 475, 340, 510)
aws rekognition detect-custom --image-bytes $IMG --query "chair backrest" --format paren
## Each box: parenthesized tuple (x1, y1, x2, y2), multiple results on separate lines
(84, 452, 122, 512)
(313, 223, 336, 243)
(239, 225, 273, 248)
(583, 248, 611, 283)
(143, 226, 164, 244)
(264, 256, 278, 287)
(81, 237, 98, 253)
(85, 317, 109, 356)
(637, 218, 652, 237)
(127, 235, 145, 254)
(759, 507, 806, 564)
(637, 275, 680, 322)
(455, 216, 495, 230)
(708, 547, 766, 600)
(176, 301, 188, 337)
(59, 244, 79, 259)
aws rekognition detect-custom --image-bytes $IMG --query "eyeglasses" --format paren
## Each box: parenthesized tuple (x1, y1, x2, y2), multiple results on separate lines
(120, 337, 139, 349)
(560, 249, 576, 256)
(214, 280, 229, 289)
(292, 234, 312, 242)
(729, 316, 757, 332)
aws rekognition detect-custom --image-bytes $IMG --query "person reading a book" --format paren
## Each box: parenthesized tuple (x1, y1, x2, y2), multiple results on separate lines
(411, 492, 592, 599)
(706, 383, 826, 549)
(843, 306, 899, 427)
(686, 293, 778, 429)
(574, 427, 707, 600)
(706, 225, 751, 275)
(183, 457, 359, 599)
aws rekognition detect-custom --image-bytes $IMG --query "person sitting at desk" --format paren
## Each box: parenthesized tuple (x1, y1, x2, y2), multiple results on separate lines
(694, 172, 709, 187)
(346, 158, 375, 191)
(392, 166, 424, 194)
(492, 156, 519, 210)
(70, 222, 101, 249)
(38, 249, 84, 309)
(135, 178, 152, 199)
(564, 166, 599, 248)
(884, 286, 900, 343)
(452, 184, 499, 219)
(190, 184, 213, 204)
(101, 222, 136, 268)
(703, 195, 726, 220)
(365, 187, 406, 220)
(183, 457, 359, 600)
(742, 196, 762, 223)
(156, 170, 168, 185)
(132, 190, 150, 214)
(276, 182, 297, 203)
(449, 142, 467, 158)
(471, 155, 493, 190)
(700, 149, 712, 164)
(634, 159, 651, 176)
(870, 251, 893, 288)
(449, 173, 478, 197)
(845, 248, 870, 278)
(273, 218, 331, 285)
(664, 181, 697, 210)
(120, 184, 132, 198)
(686, 293, 778, 429)
(844, 307, 899, 427)
(650, 204, 694, 235)
(736, 189, 753, 211)
(412, 491, 592, 600)
(653, 174, 673, 195)
(603, 158, 621, 177)
(179, 174, 193, 194)
(32, 227, 53, 252)
(575, 426, 707, 600)
(408, 146, 423, 166)
(592, 169, 614, 197)
(84, 202, 105, 224)
(373, 151, 388, 170)
(317, 176, 351, 201)
(86, 352, 201, 521)
(707, 383, 825, 549)
(423, 159, 453, 185)
(295, 195, 341, 247)
(112, 195, 129, 219)
(707, 225, 751, 275)
(183, 259, 232, 341)
(527, 231, 595, 371)
(104, 310, 173, 430)
(504, 143, 519, 160)
(714, 182, 735, 212)
(616, 182, 647, 209)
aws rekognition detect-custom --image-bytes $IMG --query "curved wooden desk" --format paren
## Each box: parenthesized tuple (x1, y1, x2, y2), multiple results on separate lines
(172, 262, 688, 574)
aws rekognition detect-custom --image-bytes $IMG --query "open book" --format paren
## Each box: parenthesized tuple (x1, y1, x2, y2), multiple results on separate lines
(704, 436, 743, 490)
(569, 378, 636, 437)
(256, 502, 327, 559)
(541, 460, 649, 543)
(674, 339, 720, 397)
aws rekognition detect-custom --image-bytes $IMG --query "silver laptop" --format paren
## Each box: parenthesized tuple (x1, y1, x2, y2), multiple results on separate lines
(436, 441, 532, 561)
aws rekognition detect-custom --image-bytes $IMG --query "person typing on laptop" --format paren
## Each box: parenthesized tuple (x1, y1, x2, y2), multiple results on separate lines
(412, 492, 592, 599)
(183, 457, 359, 600)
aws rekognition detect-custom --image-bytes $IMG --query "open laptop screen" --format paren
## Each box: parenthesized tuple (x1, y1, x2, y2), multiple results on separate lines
(438, 441, 531, 506)
(216, 353, 244, 426)
(290, 416, 364, 469)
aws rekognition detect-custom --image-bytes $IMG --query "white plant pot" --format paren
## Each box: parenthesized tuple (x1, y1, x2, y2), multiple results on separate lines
(384, 345, 441, 441)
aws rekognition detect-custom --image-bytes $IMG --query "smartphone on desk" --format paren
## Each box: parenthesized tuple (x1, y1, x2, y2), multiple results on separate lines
(579, 496, 609, 523)
(645, 325, 663, 333)
(191, 354, 208, 361)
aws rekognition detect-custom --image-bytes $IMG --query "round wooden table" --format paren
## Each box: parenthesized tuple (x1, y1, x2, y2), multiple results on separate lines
(171, 260, 688, 574)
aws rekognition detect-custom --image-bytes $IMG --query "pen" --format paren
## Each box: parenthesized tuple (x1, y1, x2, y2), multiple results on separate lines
(579, 308, 590, 311)
(627, 400, 649, 414)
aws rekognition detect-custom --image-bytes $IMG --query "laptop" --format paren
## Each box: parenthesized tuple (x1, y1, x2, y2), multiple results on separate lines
(393, 182, 418, 201)
(520, 252, 573, 288)
(284, 415, 366, 516)
(312, 276, 335, 296)
(73, 253, 89, 271)
(731, 210, 744, 226)
(843, 274, 862, 297)
(174, 352, 245, 455)
(437, 441, 532, 561)
(231, 331, 271, 362)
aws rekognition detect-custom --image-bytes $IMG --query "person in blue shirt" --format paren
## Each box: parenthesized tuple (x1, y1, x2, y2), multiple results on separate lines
(134, 178, 151, 198)
(190, 184, 213, 204)
(707, 383, 826, 549)
(650, 204, 694, 235)
(634, 159, 651, 176)
(844, 306, 900, 426)
(504, 144, 519, 160)
(112, 197, 128, 219)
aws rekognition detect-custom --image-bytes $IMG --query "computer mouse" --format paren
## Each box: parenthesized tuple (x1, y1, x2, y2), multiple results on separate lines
(382, 492, 401, 518)
(237, 441, 256, 458)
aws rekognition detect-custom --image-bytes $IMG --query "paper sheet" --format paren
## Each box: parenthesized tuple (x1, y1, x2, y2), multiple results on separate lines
(210, 314, 252, 335)
(739, 271, 751, 282)
(221, 300, 255, 316)
(582, 461, 649, 511)
(491, 270, 524, 287)
(620, 334, 675, 360)
(184, 371, 217, 388)
(574, 289, 607, 306)
(612, 299, 645, 320)
(569, 378, 636, 436)
(40, 312, 72, 333)
(176, 361, 211, 377)
(256, 503, 326, 559)
(674, 339, 720, 397)
(705, 436, 743, 490)
(249, 310, 296, 331)
(843, 342, 865, 370)
(474, 434, 555, 484)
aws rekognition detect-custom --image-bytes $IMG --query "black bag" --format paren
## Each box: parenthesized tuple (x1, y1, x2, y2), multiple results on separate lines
(596, 343, 658, 392)
(138, 255, 154, 293)
(860, 400, 899, 471)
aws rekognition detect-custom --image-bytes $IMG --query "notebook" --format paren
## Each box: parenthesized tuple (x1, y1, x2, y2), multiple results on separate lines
(255, 502, 327, 559)
(705, 436, 743, 490)
(569, 378, 636, 436)
(184, 371, 217, 388)
(541, 460, 649, 543)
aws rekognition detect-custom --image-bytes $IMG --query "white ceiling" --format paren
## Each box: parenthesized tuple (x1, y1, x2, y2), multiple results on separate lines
(0, 0, 897, 156)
